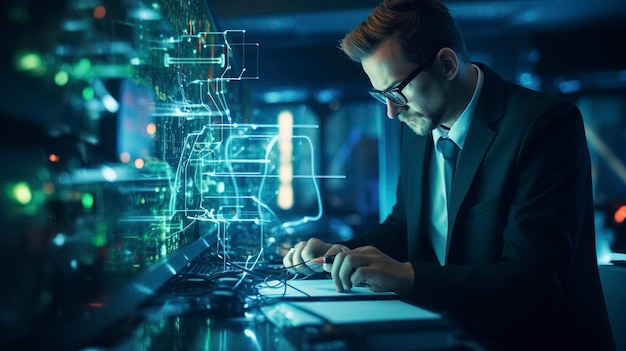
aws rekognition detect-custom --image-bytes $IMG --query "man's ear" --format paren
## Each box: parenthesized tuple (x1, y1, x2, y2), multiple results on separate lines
(437, 48, 459, 81)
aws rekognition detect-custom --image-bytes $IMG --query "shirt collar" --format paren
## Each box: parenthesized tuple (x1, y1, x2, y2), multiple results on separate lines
(432, 64, 484, 149)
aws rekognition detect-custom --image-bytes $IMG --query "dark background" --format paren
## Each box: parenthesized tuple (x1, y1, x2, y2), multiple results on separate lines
(208, 0, 626, 100)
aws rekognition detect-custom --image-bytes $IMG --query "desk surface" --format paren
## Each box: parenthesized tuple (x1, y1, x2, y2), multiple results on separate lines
(9, 251, 467, 351)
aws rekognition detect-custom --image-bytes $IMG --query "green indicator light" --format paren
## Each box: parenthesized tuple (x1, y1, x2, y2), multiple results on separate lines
(75, 58, 92, 77)
(81, 193, 94, 209)
(16, 52, 42, 71)
(92, 224, 107, 247)
(82, 87, 95, 100)
(12, 182, 32, 205)
(54, 71, 69, 86)
(92, 233, 106, 247)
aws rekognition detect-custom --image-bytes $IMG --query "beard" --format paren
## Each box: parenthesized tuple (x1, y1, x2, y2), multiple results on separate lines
(398, 103, 445, 136)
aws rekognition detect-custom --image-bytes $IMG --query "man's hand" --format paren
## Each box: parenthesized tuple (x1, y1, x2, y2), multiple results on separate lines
(282, 238, 347, 276)
(329, 246, 414, 295)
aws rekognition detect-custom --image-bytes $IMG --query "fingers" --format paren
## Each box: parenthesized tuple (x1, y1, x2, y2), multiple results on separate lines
(282, 238, 331, 276)
(283, 241, 315, 275)
(330, 246, 396, 293)
(321, 244, 349, 273)
(331, 247, 372, 292)
(350, 266, 381, 291)
(332, 252, 354, 291)
(286, 244, 413, 295)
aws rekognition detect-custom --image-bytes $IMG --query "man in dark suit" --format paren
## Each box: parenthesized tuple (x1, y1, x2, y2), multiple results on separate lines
(283, 0, 615, 349)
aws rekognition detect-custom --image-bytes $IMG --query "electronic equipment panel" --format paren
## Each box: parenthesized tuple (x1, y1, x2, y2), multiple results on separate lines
(0, 0, 322, 347)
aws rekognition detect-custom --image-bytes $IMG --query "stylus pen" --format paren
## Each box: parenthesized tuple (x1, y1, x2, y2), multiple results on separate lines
(311, 255, 336, 264)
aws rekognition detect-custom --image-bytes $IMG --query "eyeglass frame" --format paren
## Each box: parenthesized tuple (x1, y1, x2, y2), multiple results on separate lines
(367, 54, 436, 106)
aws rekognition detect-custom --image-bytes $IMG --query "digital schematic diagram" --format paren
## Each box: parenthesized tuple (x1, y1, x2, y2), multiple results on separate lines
(149, 29, 325, 264)
(31, 0, 331, 276)
(141, 27, 263, 264)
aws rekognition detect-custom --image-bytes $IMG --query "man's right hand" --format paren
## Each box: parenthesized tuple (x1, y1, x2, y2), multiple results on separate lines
(282, 238, 348, 276)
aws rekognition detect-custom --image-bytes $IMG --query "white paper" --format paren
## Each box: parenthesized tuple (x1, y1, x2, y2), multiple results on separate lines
(261, 299, 443, 328)
(257, 279, 395, 298)
(289, 300, 442, 324)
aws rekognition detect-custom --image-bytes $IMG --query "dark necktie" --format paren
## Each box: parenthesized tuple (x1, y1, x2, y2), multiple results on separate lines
(437, 137, 460, 199)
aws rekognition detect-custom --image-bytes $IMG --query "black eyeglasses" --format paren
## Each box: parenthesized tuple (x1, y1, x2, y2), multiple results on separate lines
(368, 55, 435, 106)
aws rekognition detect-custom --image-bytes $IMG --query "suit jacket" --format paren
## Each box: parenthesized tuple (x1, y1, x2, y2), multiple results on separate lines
(341, 63, 615, 350)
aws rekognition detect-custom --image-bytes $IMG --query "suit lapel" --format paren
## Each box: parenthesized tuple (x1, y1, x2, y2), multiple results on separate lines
(447, 64, 504, 250)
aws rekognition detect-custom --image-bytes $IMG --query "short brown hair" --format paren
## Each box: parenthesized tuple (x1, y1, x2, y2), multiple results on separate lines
(340, 0, 469, 64)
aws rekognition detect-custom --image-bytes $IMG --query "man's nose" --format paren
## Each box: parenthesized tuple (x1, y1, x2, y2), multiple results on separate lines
(386, 101, 407, 119)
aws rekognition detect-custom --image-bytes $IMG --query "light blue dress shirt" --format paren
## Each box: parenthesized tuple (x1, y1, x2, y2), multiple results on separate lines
(428, 65, 484, 265)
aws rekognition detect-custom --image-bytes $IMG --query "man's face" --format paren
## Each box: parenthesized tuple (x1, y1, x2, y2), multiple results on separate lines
(362, 38, 446, 136)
